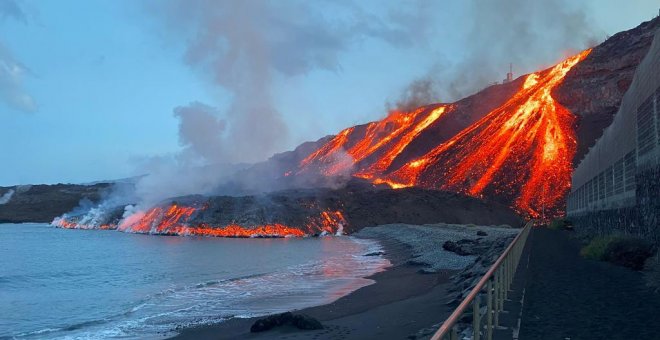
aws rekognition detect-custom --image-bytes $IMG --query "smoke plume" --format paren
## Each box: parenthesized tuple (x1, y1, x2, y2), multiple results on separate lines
(398, 0, 601, 105)
(388, 76, 439, 113)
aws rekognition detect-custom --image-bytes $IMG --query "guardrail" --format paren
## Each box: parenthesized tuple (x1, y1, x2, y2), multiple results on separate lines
(431, 220, 533, 340)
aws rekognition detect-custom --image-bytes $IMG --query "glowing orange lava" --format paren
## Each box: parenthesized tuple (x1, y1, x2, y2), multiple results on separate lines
(115, 204, 346, 237)
(298, 50, 592, 218)
(383, 50, 591, 218)
(52, 217, 114, 230)
(300, 105, 450, 177)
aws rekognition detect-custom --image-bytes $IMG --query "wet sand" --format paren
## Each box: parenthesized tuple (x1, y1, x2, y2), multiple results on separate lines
(171, 234, 457, 340)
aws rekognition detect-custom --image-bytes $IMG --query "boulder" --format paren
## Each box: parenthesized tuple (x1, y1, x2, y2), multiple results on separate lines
(250, 312, 323, 332)
(291, 314, 324, 330)
(442, 240, 477, 256)
(250, 312, 293, 332)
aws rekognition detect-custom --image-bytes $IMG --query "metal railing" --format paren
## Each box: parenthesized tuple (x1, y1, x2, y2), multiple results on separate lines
(431, 220, 533, 340)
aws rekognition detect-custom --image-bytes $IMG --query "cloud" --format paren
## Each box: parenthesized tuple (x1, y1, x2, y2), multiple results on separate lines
(0, 0, 36, 113)
(0, 0, 26, 22)
(0, 43, 37, 113)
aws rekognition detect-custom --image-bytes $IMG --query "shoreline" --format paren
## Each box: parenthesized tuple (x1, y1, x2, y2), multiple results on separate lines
(170, 228, 461, 340)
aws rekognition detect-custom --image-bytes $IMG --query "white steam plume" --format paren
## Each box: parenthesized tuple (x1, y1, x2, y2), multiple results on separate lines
(123, 0, 432, 208)
(0, 189, 14, 205)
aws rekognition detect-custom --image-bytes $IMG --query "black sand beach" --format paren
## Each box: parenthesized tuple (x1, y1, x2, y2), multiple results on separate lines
(171, 238, 456, 339)
(171, 224, 517, 340)
(170, 236, 454, 339)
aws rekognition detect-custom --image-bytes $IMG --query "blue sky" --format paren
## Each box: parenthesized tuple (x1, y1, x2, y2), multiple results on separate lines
(1, 0, 658, 186)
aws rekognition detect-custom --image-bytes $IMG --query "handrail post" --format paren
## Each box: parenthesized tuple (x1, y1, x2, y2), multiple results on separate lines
(498, 267, 504, 311)
(507, 256, 511, 290)
(494, 269, 500, 326)
(487, 279, 493, 340)
(473, 295, 481, 340)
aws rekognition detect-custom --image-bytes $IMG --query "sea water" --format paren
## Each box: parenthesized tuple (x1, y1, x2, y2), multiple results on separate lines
(0, 223, 389, 339)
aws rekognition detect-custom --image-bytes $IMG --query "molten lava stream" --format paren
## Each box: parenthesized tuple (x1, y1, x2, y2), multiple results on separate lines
(117, 204, 347, 238)
(299, 105, 449, 179)
(379, 49, 592, 218)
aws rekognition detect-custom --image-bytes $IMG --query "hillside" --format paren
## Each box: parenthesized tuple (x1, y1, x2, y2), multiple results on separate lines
(241, 17, 659, 219)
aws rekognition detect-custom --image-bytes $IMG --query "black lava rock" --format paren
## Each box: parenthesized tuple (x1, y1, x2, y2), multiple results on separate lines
(443, 240, 474, 256)
(292, 314, 324, 330)
(250, 312, 293, 332)
(250, 312, 323, 332)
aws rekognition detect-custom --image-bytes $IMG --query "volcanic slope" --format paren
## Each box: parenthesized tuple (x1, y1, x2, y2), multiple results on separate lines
(278, 18, 659, 218)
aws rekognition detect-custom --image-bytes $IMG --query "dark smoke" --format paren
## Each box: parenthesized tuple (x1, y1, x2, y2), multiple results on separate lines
(396, 0, 601, 105)
(388, 76, 439, 113)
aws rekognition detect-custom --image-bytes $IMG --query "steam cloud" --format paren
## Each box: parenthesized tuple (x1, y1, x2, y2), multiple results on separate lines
(0, 189, 14, 205)
(149, 0, 429, 164)
(396, 0, 600, 105)
(120, 0, 432, 208)
(0, 0, 37, 113)
(77, 0, 599, 215)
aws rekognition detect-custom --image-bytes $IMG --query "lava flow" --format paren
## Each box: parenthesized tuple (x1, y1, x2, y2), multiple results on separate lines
(298, 50, 592, 218)
(299, 105, 450, 177)
(117, 204, 346, 237)
(382, 50, 591, 217)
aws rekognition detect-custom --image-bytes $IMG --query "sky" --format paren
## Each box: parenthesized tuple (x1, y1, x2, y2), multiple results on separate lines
(0, 0, 658, 186)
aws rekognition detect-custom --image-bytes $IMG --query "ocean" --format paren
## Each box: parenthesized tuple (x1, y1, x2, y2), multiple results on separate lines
(0, 223, 389, 339)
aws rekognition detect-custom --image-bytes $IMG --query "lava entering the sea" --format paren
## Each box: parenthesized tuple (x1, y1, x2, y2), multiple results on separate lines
(53, 203, 347, 238)
(298, 50, 592, 218)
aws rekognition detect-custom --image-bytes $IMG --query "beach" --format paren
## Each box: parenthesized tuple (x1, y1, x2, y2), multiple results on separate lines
(172, 224, 518, 340)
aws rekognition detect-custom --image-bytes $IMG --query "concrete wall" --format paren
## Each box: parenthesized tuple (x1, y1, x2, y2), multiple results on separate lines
(567, 28, 660, 216)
